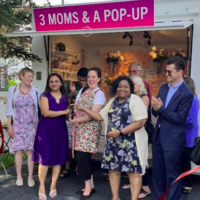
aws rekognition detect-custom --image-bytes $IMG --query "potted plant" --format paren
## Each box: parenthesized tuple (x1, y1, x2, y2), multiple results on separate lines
(149, 46, 168, 74)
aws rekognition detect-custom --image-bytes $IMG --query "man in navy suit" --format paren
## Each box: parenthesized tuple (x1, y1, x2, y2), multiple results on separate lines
(151, 56, 193, 200)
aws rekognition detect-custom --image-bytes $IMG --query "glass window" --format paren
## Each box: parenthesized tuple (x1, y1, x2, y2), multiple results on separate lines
(0, 59, 32, 91)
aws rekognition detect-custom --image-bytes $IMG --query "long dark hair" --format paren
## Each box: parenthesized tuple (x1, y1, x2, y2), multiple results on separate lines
(183, 77, 197, 96)
(44, 73, 69, 103)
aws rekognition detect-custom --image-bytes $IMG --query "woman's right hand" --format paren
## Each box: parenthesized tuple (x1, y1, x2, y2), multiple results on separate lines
(8, 126, 14, 139)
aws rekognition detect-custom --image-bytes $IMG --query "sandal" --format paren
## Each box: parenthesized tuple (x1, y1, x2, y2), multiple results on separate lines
(59, 169, 70, 178)
(38, 193, 47, 200)
(75, 189, 85, 194)
(138, 188, 151, 199)
(122, 182, 130, 189)
(49, 189, 57, 198)
(76, 188, 96, 195)
(182, 187, 192, 194)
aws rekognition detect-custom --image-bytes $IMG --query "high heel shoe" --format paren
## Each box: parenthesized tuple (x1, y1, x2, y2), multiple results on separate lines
(80, 188, 96, 200)
(49, 189, 57, 198)
(38, 193, 47, 200)
(76, 188, 96, 195)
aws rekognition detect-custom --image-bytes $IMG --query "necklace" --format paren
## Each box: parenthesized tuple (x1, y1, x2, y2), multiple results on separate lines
(20, 85, 31, 95)
(20, 90, 30, 95)
(50, 92, 62, 103)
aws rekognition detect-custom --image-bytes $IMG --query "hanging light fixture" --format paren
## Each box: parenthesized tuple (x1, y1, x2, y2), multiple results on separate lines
(143, 31, 149, 38)
(147, 39, 151, 45)
(129, 40, 133, 46)
(122, 32, 133, 46)
(143, 31, 152, 45)
(122, 33, 128, 39)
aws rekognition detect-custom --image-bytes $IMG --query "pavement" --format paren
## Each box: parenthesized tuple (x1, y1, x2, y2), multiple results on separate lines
(0, 160, 200, 200)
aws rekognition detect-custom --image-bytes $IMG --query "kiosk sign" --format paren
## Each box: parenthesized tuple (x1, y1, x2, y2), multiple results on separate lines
(33, 0, 154, 32)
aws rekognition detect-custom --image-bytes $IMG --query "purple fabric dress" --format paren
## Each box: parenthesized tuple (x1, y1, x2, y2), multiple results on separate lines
(33, 92, 69, 166)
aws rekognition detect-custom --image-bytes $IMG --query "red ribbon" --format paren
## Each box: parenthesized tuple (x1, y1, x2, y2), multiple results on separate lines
(158, 165, 200, 200)
(0, 120, 5, 155)
(71, 110, 81, 158)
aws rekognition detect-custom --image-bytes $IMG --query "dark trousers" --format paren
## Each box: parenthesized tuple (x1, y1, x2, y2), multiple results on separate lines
(181, 146, 194, 187)
(142, 142, 150, 186)
(75, 151, 92, 182)
(152, 131, 182, 200)
(142, 167, 149, 186)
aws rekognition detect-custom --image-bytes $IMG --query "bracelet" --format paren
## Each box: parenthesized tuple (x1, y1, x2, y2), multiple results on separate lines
(119, 130, 124, 136)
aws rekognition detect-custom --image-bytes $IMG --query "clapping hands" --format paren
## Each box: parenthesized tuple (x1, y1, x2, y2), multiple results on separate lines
(151, 96, 163, 111)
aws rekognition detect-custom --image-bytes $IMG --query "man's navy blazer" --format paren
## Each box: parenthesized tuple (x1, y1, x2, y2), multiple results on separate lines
(152, 82, 193, 151)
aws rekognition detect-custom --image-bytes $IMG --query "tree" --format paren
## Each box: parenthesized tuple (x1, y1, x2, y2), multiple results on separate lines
(0, 0, 51, 63)
(0, 0, 50, 90)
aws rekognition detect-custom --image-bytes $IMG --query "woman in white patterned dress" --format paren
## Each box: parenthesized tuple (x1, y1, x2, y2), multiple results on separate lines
(6, 67, 40, 187)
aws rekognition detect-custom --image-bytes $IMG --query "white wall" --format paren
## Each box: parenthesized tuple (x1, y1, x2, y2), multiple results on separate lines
(50, 35, 83, 56)
(191, 14, 200, 120)
(32, 36, 49, 92)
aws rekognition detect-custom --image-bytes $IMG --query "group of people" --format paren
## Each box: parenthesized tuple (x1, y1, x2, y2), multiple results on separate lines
(6, 56, 199, 200)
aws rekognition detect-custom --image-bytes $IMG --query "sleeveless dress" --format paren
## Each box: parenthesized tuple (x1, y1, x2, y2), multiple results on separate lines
(74, 89, 102, 153)
(9, 94, 38, 154)
(33, 92, 69, 166)
(101, 97, 142, 173)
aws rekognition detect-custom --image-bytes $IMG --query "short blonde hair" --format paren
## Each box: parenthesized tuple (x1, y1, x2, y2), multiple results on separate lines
(18, 67, 34, 80)
(130, 76, 147, 96)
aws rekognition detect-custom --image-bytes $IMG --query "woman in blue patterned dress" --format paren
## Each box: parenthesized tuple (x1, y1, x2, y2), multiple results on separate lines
(74, 76, 148, 200)
(122, 76, 151, 198)
(6, 67, 40, 187)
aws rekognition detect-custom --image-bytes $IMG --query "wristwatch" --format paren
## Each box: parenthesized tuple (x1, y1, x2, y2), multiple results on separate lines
(119, 130, 124, 136)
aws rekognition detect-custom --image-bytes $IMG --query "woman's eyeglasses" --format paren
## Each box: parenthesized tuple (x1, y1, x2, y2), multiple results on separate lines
(78, 78, 87, 82)
(128, 70, 140, 74)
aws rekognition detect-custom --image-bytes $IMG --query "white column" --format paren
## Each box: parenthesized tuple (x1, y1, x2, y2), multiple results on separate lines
(191, 15, 200, 127)
(32, 36, 48, 92)
(190, 14, 200, 174)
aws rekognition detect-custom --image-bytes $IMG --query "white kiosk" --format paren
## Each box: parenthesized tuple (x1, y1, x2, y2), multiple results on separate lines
(4, 0, 200, 171)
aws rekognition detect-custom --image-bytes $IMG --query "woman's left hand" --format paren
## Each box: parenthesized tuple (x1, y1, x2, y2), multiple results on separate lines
(69, 117, 79, 124)
(107, 130, 120, 138)
(74, 104, 85, 111)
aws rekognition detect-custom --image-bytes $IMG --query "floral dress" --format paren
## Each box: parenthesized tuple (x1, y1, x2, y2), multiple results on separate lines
(74, 89, 102, 153)
(9, 94, 38, 154)
(101, 97, 142, 173)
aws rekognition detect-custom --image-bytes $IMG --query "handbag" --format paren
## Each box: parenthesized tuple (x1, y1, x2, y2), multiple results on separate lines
(36, 91, 42, 120)
(190, 136, 200, 165)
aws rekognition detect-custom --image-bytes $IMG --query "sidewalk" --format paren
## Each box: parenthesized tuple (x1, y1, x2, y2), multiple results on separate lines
(0, 161, 200, 200)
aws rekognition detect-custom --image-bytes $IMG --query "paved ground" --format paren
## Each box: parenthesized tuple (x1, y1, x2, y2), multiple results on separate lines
(0, 161, 200, 200)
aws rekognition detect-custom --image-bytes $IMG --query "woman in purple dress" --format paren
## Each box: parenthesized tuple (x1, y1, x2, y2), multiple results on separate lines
(33, 73, 71, 200)
(181, 77, 199, 194)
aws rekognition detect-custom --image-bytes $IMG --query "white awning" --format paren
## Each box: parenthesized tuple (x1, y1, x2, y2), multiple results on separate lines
(6, 21, 193, 37)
